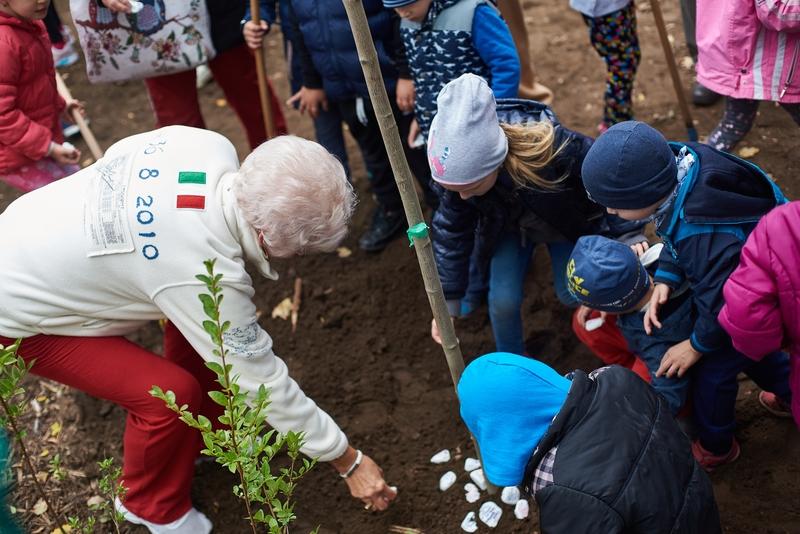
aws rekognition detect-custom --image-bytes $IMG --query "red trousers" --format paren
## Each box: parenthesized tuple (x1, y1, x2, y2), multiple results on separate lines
(145, 43, 288, 150)
(0, 322, 221, 524)
(571, 309, 651, 382)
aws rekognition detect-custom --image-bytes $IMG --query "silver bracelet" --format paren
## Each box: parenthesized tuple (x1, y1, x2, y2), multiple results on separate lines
(339, 449, 363, 479)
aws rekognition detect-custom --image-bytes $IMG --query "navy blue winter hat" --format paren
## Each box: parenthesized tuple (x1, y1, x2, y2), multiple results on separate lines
(458, 353, 570, 486)
(566, 235, 651, 312)
(581, 121, 678, 210)
(382, 0, 416, 7)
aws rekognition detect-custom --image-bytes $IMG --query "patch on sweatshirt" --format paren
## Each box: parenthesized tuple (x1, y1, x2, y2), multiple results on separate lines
(176, 171, 206, 210)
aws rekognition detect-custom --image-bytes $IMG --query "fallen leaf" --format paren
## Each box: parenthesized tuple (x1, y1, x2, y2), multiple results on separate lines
(271, 297, 293, 320)
(39, 449, 50, 458)
(738, 146, 760, 158)
(86, 495, 104, 508)
(126, 112, 135, 120)
(215, 98, 227, 108)
(49, 422, 62, 438)
(52, 526, 73, 534)
(32, 498, 47, 516)
(81, 158, 94, 168)
(36, 395, 47, 403)
(679, 56, 695, 70)
(636, 93, 646, 103)
(35, 471, 48, 483)
(336, 246, 352, 258)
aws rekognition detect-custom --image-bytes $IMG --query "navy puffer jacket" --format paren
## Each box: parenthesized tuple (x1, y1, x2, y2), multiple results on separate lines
(289, 0, 396, 101)
(431, 99, 615, 300)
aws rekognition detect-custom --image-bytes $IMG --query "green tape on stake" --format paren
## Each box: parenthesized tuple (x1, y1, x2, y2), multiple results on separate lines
(406, 222, 429, 247)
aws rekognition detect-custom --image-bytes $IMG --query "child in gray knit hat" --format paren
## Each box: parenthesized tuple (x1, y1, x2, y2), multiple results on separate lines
(425, 74, 643, 355)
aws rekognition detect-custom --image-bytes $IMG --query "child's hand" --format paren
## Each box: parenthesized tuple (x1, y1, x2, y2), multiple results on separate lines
(575, 305, 607, 329)
(63, 99, 85, 123)
(630, 240, 649, 257)
(643, 283, 671, 335)
(101, 0, 131, 13)
(430, 316, 455, 345)
(243, 20, 269, 50)
(286, 87, 328, 119)
(51, 143, 81, 165)
(407, 118, 422, 148)
(656, 339, 702, 378)
(396, 78, 415, 113)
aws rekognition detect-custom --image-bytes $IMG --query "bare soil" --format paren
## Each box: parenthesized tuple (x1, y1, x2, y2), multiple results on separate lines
(3, 0, 799, 532)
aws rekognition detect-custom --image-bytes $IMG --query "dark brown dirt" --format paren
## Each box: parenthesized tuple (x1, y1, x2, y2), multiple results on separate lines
(3, 0, 799, 533)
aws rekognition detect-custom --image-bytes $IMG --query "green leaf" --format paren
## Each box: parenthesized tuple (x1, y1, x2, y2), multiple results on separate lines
(207, 390, 228, 407)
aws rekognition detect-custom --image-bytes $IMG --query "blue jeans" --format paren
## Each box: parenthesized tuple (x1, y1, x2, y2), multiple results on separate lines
(488, 233, 575, 354)
(617, 296, 694, 415)
(692, 348, 791, 454)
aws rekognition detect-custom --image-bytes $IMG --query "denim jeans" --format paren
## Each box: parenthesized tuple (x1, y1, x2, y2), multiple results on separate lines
(488, 232, 575, 354)
(692, 347, 791, 454)
(617, 296, 694, 415)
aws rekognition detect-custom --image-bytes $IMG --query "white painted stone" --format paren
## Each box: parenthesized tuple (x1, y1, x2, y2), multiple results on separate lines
(464, 483, 481, 503)
(439, 471, 457, 492)
(479, 501, 503, 528)
(464, 457, 481, 472)
(129, 0, 144, 13)
(430, 449, 451, 464)
(501, 486, 521, 505)
(514, 499, 530, 520)
(469, 468, 487, 490)
(460, 511, 478, 533)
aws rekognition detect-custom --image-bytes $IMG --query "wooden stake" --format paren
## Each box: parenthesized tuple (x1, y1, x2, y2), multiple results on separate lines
(249, 0, 276, 139)
(55, 73, 104, 161)
(341, 0, 495, 493)
(291, 277, 302, 334)
(650, 0, 698, 141)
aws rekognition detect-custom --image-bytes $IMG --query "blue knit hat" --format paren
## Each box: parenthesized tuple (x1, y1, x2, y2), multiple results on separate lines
(581, 121, 677, 210)
(458, 353, 570, 486)
(566, 235, 651, 312)
(382, 0, 416, 7)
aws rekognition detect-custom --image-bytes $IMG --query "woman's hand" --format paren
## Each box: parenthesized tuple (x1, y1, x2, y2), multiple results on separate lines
(656, 339, 702, 378)
(643, 283, 671, 334)
(332, 447, 397, 511)
(407, 118, 421, 148)
(101, 0, 131, 13)
(286, 87, 328, 119)
(63, 99, 85, 123)
(396, 78, 415, 113)
(243, 20, 269, 50)
(51, 143, 80, 165)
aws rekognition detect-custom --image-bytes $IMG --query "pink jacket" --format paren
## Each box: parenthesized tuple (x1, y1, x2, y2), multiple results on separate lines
(719, 202, 800, 427)
(0, 12, 65, 173)
(697, 0, 800, 103)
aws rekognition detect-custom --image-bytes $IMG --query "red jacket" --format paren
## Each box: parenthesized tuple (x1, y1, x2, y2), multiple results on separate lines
(719, 202, 800, 428)
(0, 12, 65, 173)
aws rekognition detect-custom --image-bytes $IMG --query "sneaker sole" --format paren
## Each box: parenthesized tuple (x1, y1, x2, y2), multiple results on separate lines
(759, 395, 794, 418)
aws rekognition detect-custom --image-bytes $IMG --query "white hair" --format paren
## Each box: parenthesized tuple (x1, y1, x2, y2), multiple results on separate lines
(234, 135, 356, 258)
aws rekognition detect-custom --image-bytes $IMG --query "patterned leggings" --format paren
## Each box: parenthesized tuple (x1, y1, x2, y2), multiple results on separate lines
(0, 157, 79, 192)
(583, 3, 641, 128)
(708, 98, 800, 152)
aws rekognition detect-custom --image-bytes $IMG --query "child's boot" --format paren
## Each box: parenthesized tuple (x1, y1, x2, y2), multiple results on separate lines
(758, 391, 793, 418)
(691, 438, 741, 471)
(706, 98, 759, 152)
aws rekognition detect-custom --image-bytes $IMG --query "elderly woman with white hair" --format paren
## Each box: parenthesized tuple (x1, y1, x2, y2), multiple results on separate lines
(0, 126, 396, 533)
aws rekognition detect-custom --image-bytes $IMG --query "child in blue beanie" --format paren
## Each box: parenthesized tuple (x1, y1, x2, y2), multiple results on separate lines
(567, 235, 693, 416)
(458, 353, 721, 533)
(580, 120, 792, 470)
(386, 0, 521, 144)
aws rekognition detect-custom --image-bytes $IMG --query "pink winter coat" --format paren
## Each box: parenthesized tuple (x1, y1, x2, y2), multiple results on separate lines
(697, 0, 800, 103)
(719, 202, 800, 428)
(0, 12, 65, 173)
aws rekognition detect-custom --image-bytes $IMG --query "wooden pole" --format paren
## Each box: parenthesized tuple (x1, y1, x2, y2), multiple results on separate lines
(341, 0, 495, 492)
(55, 73, 103, 160)
(249, 0, 277, 139)
(650, 0, 698, 141)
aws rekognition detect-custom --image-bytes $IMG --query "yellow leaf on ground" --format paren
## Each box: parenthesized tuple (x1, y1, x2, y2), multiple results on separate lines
(32, 498, 47, 516)
(271, 298, 293, 320)
(39, 449, 50, 458)
(35, 471, 48, 483)
(49, 422, 62, 438)
(337, 246, 352, 258)
(738, 146, 760, 158)
(52, 526, 73, 534)
(215, 98, 227, 108)
(36, 395, 47, 403)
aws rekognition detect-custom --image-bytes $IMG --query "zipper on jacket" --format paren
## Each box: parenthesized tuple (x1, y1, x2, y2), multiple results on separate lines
(780, 41, 799, 99)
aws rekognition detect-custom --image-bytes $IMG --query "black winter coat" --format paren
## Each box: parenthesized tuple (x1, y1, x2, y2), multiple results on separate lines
(522, 366, 721, 534)
(431, 99, 632, 300)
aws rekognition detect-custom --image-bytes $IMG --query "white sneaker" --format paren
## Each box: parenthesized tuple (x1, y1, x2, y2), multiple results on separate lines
(115, 498, 213, 534)
(196, 64, 213, 89)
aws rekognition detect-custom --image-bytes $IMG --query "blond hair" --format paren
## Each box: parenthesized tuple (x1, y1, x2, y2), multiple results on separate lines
(234, 136, 356, 258)
(500, 121, 566, 190)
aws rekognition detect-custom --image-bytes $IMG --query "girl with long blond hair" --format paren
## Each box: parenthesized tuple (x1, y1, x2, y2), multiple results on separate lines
(427, 74, 638, 353)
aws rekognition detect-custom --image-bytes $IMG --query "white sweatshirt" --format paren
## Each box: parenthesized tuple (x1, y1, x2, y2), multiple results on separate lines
(0, 126, 348, 461)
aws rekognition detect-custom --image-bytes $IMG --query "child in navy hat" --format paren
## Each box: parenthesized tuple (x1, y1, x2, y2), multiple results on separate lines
(567, 235, 693, 416)
(458, 352, 721, 533)
(581, 120, 792, 470)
